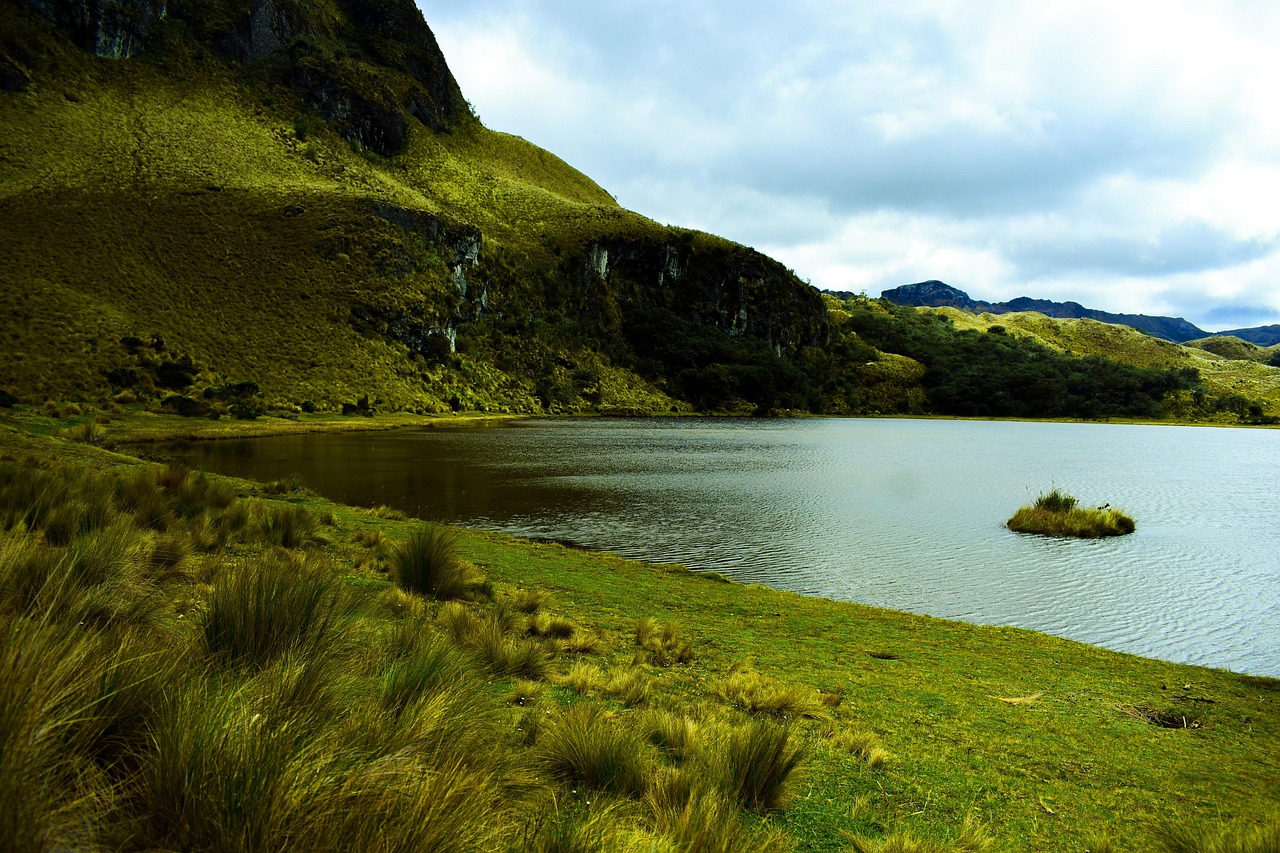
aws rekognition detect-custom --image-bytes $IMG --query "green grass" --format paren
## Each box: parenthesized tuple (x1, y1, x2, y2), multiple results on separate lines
(1007, 489, 1137, 537)
(1, 406, 1278, 851)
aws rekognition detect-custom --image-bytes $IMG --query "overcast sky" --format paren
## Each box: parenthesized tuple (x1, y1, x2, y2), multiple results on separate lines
(422, 1, 1280, 332)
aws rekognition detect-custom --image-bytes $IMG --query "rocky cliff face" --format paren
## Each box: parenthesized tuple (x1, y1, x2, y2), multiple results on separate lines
(571, 236, 828, 356)
(2, 0, 834, 413)
(16, 0, 469, 149)
(21, 0, 168, 58)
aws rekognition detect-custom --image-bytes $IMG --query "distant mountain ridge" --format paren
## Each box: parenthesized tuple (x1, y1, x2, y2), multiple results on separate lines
(880, 281, 1280, 346)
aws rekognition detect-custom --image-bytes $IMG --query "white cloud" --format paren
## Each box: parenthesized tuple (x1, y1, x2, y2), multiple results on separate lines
(423, 0, 1280, 330)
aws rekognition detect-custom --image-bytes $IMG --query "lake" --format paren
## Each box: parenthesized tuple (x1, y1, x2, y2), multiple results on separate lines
(177, 418, 1280, 676)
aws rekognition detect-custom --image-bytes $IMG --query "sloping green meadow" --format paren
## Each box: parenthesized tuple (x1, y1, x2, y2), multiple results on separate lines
(1, 414, 1276, 851)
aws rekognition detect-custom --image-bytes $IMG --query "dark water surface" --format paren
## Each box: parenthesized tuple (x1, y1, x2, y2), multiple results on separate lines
(179, 418, 1280, 675)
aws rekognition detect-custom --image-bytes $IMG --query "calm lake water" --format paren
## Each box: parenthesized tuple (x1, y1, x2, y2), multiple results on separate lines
(179, 418, 1280, 676)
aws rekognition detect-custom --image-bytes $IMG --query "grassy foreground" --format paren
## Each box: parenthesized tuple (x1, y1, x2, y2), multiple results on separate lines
(1, 416, 1277, 852)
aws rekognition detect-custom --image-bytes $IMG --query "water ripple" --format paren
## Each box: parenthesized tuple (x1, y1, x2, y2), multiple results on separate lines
(182, 418, 1280, 676)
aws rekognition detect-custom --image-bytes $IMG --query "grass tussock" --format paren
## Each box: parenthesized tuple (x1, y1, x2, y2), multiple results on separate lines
(715, 661, 825, 720)
(1160, 815, 1280, 853)
(537, 701, 652, 797)
(635, 617, 695, 665)
(714, 718, 806, 813)
(258, 502, 322, 548)
(201, 555, 346, 668)
(846, 815, 996, 853)
(828, 726, 893, 768)
(651, 787, 796, 853)
(1007, 489, 1136, 538)
(392, 525, 485, 600)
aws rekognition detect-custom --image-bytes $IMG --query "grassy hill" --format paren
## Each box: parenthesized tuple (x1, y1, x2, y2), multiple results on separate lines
(6, 0, 1277, 423)
(2, 0, 831, 417)
(914, 306, 1280, 421)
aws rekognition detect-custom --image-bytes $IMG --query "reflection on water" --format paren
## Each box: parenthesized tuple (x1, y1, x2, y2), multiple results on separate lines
(179, 418, 1280, 675)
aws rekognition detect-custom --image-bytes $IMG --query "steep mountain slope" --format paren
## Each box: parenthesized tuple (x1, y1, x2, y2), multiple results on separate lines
(1, 0, 828, 415)
(2, 0, 1272, 422)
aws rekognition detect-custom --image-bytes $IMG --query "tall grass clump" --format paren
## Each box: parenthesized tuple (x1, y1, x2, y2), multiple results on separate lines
(0, 619, 117, 852)
(538, 701, 652, 797)
(140, 679, 315, 852)
(715, 661, 824, 720)
(651, 787, 794, 853)
(635, 616, 695, 665)
(1161, 814, 1280, 853)
(392, 525, 483, 600)
(259, 503, 320, 548)
(201, 555, 345, 668)
(714, 718, 806, 813)
(1007, 489, 1135, 538)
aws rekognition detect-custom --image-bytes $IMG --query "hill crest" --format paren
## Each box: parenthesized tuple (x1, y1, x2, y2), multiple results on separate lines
(881, 280, 1280, 346)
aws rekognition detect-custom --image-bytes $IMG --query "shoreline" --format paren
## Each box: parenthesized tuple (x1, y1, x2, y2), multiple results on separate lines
(1, 404, 1270, 456)
(1, 413, 1277, 849)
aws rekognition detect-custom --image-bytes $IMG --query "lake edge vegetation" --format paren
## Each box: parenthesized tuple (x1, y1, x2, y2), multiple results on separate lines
(0, 418, 1277, 852)
(1007, 489, 1137, 538)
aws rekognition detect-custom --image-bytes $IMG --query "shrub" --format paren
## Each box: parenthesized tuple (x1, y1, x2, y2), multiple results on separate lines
(538, 701, 651, 796)
(391, 526, 481, 600)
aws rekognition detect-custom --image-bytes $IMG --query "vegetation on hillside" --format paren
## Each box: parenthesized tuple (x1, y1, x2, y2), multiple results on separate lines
(833, 298, 1204, 419)
(4, 0, 1277, 423)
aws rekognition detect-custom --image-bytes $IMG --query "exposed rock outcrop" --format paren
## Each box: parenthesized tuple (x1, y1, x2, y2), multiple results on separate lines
(22, 0, 167, 58)
(17, 0, 469, 151)
(572, 236, 829, 356)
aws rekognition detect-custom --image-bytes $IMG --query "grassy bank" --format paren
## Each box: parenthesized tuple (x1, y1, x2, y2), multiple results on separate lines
(0, 417, 1277, 852)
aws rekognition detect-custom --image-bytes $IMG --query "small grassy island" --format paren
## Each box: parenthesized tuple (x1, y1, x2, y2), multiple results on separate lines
(1007, 489, 1136, 538)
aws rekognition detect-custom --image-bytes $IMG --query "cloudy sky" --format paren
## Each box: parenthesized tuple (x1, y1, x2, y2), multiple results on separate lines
(422, 1, 1280, 332)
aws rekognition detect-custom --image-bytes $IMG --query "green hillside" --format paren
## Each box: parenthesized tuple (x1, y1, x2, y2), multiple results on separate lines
(3, 0, 1278, 424)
